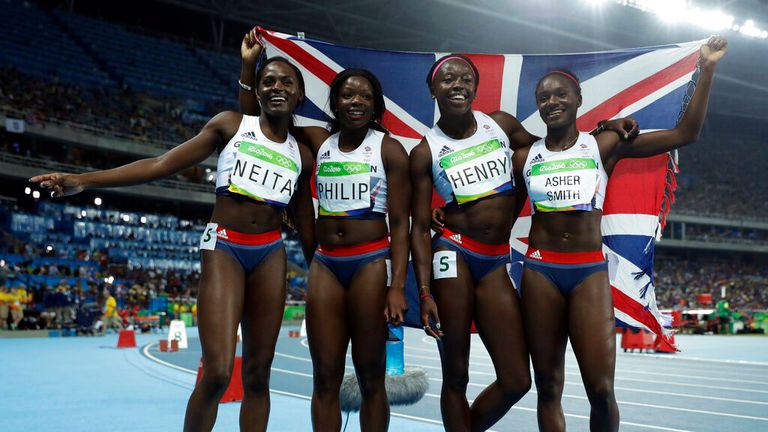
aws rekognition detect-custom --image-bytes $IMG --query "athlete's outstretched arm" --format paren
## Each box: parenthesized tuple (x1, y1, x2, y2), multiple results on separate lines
(490, 111, 540, 150)
(383, 136, 410, 325)
(291, 143, 317, 264)
(409, 140, 443, 338)
(601, 36, 727, 167)
(30, 112, 238, 197)
(490, 111, 639, 151)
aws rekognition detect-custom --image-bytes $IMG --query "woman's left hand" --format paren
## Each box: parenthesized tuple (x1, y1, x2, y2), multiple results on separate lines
(700, 35, 728, 67)
(385, 288, 408, 326)
(603, 117, 639, 141)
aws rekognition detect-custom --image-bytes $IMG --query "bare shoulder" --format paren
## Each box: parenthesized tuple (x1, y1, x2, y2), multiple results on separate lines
(207, 111, 243, 136)
(409, 138, 432, 163)
(489, 110, 519, 131)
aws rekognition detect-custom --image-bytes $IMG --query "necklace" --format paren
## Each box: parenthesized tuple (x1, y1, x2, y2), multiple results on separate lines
(545, 134, 579, 152)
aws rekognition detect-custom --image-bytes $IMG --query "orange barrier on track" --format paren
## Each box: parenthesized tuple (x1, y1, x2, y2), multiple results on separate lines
(196, 356, 243, 403)
(620, 328, 655, 352)
(117, 329, 137, 348)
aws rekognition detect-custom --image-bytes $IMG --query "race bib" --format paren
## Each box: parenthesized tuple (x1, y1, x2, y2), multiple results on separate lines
(316, 161, 371, 215)
(228, 141, 299, 206)
(440, 139, 512, 205)
(529, 157, 597, 212)
(199, 223, 218, 251)
(433, 251, 457, 279)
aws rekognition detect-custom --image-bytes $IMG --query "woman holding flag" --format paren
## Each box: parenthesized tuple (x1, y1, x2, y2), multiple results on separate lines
(240, 29, 410, 432)
(410, 54, 637, 431)
(511, 36, 727, 431)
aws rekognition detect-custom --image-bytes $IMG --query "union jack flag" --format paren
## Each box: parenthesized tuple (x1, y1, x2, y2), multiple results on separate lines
(258, 27, 703, 340)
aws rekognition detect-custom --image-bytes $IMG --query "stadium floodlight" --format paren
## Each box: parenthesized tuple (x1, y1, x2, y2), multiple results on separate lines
(80, 210, 87, 217)
(121, 214, 130, 222)
(32, 190, 40, 199)
(687, 9, 733, 31)
(140, 216, 147, 224)
(593, 0, 766, 40)
(24, 187, 31, 195)
(739, 20, 763, 37)
(94, 197, 102, 206)
(46, 245, 53, 252)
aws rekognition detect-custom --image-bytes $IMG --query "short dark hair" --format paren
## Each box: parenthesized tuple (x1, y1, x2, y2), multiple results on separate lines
(255, 56, 306, 108)
(329, 68, 388, 134)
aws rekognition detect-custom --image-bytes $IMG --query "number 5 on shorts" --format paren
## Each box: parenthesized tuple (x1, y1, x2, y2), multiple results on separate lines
(199, 223, 218, 251)
(433, 251, 457, 279)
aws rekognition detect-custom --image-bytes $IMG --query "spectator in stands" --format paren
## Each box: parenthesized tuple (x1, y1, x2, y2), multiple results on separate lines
(30, 56, 315, 432)
(9, 283, 27, 329)
(101, 290, 120, 333)
(0, 284, 10, 329)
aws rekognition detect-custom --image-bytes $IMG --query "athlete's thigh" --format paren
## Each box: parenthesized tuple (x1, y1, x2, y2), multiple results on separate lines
(306, 259, 349, 374)
(432, 246, 475, 370)
(567, 270, 616, 383)
(347, 258, 388, 370)
(474, 266, 529, 377)
(241, 246, 287, 367)
(519, 267, 568, 375)
(198, 249, 247, 363)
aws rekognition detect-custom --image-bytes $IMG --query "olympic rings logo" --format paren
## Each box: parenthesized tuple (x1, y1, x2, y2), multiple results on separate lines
(343, 164, 365, 174)
(274, 155, 292, 168)
(568, 160, 588, 169)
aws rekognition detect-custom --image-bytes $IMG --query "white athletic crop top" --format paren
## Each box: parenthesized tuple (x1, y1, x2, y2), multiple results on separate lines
(215, 115, 302, 207)
(425, 111, 514, 207)
(523, 132, 608, 214)
(315, 129, 387, 219)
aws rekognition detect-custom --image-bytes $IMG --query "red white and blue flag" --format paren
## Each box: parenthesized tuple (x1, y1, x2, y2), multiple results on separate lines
(258, 27, 702, 338)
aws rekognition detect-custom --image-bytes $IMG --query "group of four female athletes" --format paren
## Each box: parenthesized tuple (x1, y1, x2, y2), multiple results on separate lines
(31, 28, 726, 431)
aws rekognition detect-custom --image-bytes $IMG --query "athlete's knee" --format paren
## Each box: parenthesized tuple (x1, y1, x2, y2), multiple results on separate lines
(197, 362, 233, 395)
(443, 362, 470, 392)
(355, 366, 386, 399)
(313, 365, 344, 397)
(584, 378, 615, 406)
(242, 361, 271, 395)
(497, 368, 532, 399)
(534, 370, 564, 401)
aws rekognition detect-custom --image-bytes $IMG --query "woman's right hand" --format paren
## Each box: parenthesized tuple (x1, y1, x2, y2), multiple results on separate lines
(420, 295, 444, 339)
(431, 207, 445, 233)
(29, 173, 85, 197)
(241, 27, 264, 63)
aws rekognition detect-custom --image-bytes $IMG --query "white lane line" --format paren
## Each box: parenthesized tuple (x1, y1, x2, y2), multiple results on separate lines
(301, 339, 768, 399)
(142, 343, 197, 375)
(144, 343, 445, 429)
(423, 391, 691, 432)
(269, 388, 446, 427)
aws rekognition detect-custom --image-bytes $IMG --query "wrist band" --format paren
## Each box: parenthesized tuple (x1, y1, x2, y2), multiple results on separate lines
(420, 293, 433, 300)
(238, 80, 254, 92)
(591, 119, 607, 136)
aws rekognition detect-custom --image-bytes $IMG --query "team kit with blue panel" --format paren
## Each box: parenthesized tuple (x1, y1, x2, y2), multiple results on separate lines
(202, 112, 611, 287)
